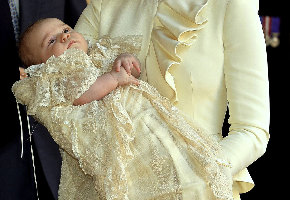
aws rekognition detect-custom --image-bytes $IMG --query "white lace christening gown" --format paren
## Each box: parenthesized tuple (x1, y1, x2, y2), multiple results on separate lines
(12, 36, 233, 200)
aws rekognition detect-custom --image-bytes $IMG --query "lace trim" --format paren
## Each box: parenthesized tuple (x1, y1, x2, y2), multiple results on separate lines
(12, 49, 100, 115)
(129, 81, 233, 200)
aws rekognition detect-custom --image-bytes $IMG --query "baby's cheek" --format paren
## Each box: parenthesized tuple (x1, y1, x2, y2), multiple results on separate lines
(53, 46, 67, 57)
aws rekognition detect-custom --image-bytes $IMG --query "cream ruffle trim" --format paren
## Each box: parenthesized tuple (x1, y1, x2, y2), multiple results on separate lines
(152, 0, 209, 102)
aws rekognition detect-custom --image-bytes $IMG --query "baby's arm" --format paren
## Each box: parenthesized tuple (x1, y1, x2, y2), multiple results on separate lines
(73, 67, 139, 106)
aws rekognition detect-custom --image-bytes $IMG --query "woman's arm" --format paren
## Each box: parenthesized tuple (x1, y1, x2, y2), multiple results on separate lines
(74, 0, 102, 42)
(221, 0, 270, 176)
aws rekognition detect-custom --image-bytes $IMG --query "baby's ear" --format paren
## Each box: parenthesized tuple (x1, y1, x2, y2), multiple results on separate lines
(19, 67, 28, 80)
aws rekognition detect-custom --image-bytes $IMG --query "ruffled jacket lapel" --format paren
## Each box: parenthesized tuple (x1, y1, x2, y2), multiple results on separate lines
(151, 0, 209, 102)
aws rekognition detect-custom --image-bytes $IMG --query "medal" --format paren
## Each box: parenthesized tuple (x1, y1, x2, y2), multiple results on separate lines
(270, 17, 280, 48)
(260, 16, 280, 48)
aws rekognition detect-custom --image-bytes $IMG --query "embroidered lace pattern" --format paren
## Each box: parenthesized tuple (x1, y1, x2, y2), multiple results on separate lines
(12, 35, 233, 200)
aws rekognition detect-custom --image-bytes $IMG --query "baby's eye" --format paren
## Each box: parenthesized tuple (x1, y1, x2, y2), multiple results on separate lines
(48, 38, 56, 46)
(63, 28, 70, 33)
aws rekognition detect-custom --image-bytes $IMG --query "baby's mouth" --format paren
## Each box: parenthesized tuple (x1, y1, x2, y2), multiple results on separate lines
(67, 41, 76, 49)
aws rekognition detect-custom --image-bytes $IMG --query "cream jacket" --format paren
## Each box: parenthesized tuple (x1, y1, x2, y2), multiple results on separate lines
(75, 0, 270, 198)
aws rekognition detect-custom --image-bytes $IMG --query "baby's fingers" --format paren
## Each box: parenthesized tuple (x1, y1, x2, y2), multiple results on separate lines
(128, 76, 139, 85)
(122, 60, 132, 75)
(113, 59, 121, 72)
(132, 59, 141, 73)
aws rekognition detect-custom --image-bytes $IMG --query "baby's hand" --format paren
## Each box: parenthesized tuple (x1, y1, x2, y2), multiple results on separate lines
(113, 53, 141, 78)
(110, 67, 139, 87)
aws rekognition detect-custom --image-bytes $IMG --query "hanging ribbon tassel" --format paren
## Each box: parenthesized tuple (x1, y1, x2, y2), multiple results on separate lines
(16, 101, 39, 200)
(26, 115, 40, 200)
(16, 101, 24, 158)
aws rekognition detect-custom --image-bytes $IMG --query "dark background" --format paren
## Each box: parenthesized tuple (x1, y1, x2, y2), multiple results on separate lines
(241, 1, 288, 199)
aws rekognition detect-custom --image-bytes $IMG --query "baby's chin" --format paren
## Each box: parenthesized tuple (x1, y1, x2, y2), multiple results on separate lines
(68, 46, 88, 54)
(68, 42, 88, 53)
(44, 48, 88, 64)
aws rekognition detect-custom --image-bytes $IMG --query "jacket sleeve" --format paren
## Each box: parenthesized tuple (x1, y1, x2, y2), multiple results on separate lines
(221, 0, 270, 177)
(74, 0, 102, 42)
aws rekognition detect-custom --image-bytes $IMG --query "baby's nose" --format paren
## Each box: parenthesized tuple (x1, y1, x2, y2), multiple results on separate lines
(61, 33, 70, 42)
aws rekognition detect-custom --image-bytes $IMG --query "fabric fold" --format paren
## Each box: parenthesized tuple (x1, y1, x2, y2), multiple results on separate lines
(152, 0, 209, 102)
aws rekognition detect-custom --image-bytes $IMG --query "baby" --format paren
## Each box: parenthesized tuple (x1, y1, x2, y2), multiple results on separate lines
(13, 18, 233, 200)
(18, 18, 141, 105)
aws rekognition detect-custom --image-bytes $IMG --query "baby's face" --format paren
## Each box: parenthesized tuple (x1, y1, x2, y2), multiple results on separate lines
(27, 18, 88, 64)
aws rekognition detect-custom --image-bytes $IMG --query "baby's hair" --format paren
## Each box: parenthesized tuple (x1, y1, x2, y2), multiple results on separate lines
(18, 18, 47, 68)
